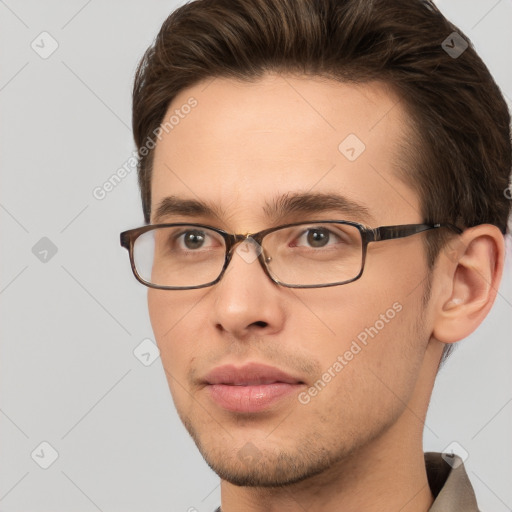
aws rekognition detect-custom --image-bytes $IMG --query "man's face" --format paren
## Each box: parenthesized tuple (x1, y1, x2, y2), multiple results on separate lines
(148, 74, 434, 486)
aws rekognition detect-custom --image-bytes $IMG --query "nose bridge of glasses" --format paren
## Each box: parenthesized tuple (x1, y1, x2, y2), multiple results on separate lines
(225, 232, 269, 270)
(227, 232, 255, 251)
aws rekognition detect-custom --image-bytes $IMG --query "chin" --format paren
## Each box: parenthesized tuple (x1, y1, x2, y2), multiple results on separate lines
(194, 430, 347, 488)
(203, 453, 330, 488)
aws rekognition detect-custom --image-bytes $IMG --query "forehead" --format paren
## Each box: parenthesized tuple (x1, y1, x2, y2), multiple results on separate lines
(150, 74, 420, 229)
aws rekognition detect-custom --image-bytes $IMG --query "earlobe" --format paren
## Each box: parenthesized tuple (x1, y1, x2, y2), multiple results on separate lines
(432, 225, 505, 344)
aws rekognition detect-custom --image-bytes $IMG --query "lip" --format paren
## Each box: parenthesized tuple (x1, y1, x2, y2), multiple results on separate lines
(203, 363, 305, 413)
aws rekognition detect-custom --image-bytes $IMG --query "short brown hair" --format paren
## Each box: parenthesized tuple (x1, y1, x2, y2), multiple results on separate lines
(132, 0, 511, 364)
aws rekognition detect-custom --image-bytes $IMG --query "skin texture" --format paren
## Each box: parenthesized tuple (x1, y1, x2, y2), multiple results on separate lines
(147, 74, 504, 512)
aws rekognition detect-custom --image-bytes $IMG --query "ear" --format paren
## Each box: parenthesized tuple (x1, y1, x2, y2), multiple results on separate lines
(432, 224, 505, 344)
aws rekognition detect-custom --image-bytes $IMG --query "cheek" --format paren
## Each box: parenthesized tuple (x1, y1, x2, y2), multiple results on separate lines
(147, 289, 169, 345)
(292, 257, 428, 394)
(294, 293, 424, 440)
(147, 289, 211, 417)
(147, 289, 200, 374)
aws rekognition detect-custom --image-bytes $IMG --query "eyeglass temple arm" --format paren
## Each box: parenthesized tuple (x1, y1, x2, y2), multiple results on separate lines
(368, 223, 463, 242)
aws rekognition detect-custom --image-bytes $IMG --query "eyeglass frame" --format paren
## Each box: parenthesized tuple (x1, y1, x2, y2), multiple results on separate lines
(120, 220, 463, 290)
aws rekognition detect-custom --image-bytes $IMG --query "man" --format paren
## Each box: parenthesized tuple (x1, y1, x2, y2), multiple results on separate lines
(120, 0, 511, 510)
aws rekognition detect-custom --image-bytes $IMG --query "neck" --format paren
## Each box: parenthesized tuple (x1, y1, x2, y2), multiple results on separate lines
(218, 340, 444, 512)
(219, 426, 433, 512)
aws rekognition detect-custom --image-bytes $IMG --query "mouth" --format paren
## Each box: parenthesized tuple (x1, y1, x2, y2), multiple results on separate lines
(203, 362, 306, 413)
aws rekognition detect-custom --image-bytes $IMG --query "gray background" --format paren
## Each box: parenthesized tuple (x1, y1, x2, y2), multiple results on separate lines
(0, 0, 511, 510)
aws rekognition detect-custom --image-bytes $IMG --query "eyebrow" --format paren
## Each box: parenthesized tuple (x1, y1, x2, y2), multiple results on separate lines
(152, 192, 375, 225)
(265, 192, 375, 224)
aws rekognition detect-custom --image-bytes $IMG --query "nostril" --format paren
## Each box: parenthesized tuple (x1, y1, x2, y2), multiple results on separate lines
(252, 321, 268, 328)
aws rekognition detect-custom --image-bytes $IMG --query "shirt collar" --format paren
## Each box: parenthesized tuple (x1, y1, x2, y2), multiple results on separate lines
(425, 451, 480, 512)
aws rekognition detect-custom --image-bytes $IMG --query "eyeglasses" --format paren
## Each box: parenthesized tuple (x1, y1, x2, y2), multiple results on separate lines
(120, 220, 462, 290)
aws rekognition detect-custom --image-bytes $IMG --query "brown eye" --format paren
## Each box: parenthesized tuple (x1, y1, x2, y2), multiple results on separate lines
(182, 230, 206, 250)
(306, 228, 330, 247)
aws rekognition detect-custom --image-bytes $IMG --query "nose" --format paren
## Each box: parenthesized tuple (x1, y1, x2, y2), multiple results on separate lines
(210, 238, 286, 338)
